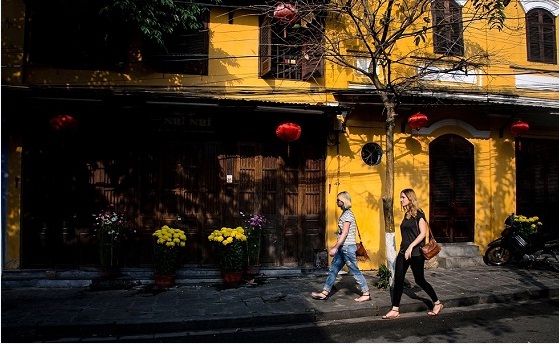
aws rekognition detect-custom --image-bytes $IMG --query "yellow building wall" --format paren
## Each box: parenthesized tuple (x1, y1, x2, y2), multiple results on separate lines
(4, 137, 22, 269)
(2, 0, 555, 270)
(326, 115, 518, 270)
(321, 0, 556, 270)
(1, 0, 25, 85)
(323, 0, 559, 102)
(2, 0, 25, 269)
(20, 8, 335, 106)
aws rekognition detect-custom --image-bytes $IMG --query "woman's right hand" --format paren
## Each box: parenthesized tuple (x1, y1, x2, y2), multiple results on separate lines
(329, 247, 338, 257)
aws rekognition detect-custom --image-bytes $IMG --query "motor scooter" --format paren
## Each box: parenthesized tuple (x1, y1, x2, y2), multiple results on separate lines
(484, 214, 559, 272)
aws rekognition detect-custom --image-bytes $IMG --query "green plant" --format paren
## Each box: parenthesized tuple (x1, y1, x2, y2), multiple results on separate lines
(153, 225, 187, 275)
(513, 214, 543, 240)
(92, 205, 127, 268)
(99, 0, 221, 47)
(374, 264, 392, 290)
(208, 227, 247, 272)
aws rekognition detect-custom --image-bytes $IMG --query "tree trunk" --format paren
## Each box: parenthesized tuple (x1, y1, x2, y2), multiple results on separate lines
(381, 97, 397, 286)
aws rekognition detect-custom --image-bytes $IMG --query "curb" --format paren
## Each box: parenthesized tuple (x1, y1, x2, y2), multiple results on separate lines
(3, 286, 559, 342)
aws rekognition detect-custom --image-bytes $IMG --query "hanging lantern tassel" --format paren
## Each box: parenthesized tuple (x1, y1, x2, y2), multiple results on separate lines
(407, 112, 428, 135)
(510, 119, 529, 151)
(276, 122, 302, 157)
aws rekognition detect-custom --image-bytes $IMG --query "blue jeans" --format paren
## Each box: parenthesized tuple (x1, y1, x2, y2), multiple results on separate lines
(322, 244, 369, 293)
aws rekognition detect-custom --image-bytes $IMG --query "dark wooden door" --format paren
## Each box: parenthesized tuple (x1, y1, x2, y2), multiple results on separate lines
(220, 143, 326, 268)
(516, 138, 559, 240)
(429, 134, 475, 242)
(20, 136, 326, 269)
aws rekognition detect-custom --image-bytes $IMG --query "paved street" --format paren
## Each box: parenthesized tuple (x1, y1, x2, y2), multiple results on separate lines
(2, 265, 559, 342)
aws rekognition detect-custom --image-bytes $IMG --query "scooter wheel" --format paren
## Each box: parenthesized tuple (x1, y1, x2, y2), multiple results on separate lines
(484, 246, 512, 266)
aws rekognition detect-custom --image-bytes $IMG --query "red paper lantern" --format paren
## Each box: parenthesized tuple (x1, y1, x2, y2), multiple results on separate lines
(407, 112, 428, 131)
(510, 120, 529, 136)
(276, 122, 301, 142)
(273, 3, 297, 23)
(50, 114, 78, 131)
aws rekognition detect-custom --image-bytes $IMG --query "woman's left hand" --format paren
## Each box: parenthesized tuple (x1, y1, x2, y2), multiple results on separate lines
(404, 248, 412, 260)
(329, 247, 338, 257)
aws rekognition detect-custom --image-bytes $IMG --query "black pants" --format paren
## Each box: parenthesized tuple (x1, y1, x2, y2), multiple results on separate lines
(392, 253, 439, 307)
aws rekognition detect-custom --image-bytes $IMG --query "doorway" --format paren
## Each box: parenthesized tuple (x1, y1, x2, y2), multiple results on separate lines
(429, 134, 475, 242)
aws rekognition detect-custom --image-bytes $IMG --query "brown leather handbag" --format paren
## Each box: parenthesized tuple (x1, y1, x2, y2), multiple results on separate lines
(421, 221, 441, 260)
(355, 223, 370, 260)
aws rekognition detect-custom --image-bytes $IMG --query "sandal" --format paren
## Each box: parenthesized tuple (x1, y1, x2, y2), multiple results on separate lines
(382, 307, 400, 320)
(311, 290, 329, 300)
(428, 301, 444, 316)
(354, 292, 371, 302)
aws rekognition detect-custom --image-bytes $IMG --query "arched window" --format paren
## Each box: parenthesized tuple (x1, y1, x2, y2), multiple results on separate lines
(526, 8, 557, 64)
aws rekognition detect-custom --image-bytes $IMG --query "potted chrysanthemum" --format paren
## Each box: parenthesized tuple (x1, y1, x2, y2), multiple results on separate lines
(152, 225, 187, 289)
(208, 226, 247, 286)
(92, 205, 127, 277)
(240, 212, 268, 278)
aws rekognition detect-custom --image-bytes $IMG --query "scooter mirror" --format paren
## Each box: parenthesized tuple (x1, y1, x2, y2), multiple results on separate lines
(504, 214, 515, 228)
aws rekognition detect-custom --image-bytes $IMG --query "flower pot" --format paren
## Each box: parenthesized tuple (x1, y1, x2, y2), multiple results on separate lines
(221, 271, 244, 287)
(154, 274, 176, 289)
(244, 265, 261, 278)
(99, 241, 121, 269)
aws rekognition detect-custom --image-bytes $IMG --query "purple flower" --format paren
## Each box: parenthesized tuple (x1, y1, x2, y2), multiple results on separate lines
(240, 212, 267, 229)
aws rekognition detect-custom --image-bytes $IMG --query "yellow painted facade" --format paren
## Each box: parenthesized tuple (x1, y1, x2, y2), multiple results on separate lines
(2, 0, 558, 270)
(325, 117, 520, 270)
(319, 0, 558, 269)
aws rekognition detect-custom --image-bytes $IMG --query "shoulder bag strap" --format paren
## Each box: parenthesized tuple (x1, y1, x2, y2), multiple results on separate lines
(416, 210, 435, 242)
(355, 218, 363, 242)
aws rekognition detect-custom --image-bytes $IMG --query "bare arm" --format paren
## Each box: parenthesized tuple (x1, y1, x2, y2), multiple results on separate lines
(329, 221, 350, 256)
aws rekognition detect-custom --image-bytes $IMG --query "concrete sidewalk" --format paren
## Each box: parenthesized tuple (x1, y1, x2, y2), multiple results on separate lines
(2, 265, 559, 342)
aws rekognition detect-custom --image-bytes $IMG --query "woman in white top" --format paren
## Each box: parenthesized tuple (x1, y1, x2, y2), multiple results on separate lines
(311, 191, 371, 302)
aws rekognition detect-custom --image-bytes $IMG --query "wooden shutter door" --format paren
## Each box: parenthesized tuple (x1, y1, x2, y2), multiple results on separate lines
(429, 134, 475, 242)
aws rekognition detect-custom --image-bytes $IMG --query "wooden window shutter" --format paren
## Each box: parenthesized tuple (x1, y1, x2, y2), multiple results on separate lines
(526, 9, 557, 64)
(432, 0, 464, 56)
(259, 15, 273, 78)
(189, 27, 210, 57)
(301, 17, 325, 81)
(432, 2, 445, 54)
(301, 43, 324, 80)
(144, 14, 210, 75)
(449, 7, 464, 56)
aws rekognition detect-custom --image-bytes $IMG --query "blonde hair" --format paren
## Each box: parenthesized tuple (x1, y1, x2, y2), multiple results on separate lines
(337, 191, 352, 210)
(401, 188, 420, 219)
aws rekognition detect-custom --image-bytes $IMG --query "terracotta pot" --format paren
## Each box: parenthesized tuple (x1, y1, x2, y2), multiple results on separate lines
(154, 274, 176, 289)
(221, 271, 243, 287)
(244, 265, 261, 278)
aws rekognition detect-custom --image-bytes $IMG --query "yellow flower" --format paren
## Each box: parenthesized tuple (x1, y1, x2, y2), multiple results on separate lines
(208, 227, 247, 246)
(153, 225, 186, 275)
(208, 226, 247, 272)
(153, 225, 187, 247)
(513, 214, 543, 239)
